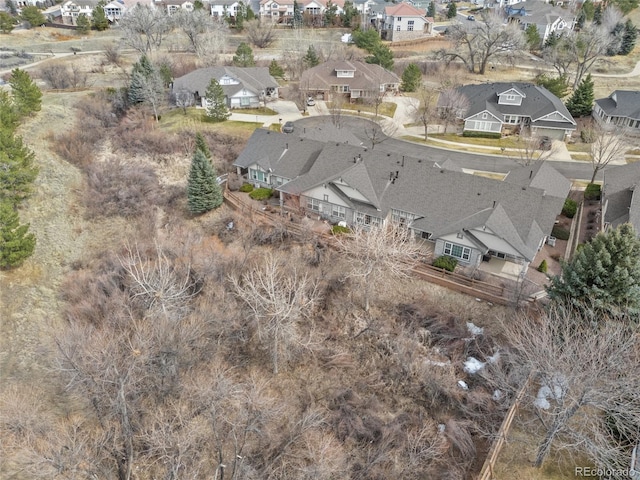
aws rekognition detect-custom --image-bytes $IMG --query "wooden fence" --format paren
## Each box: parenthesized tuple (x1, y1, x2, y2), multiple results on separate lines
(224, 191, 518, 305)
(477, 374, 533, 480)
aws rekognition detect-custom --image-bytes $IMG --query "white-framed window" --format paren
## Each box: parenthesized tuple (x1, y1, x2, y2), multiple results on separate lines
(443, 242, 471, 261)
(307, 197, 321, 212)
(355, 212, 381, 227)
(421, 231, 432, 240)
(241, 96, 250, 106)
(505, 115, 519, 124)
(391, 209, 416, 225)
(250, 168, 266, 182)
(331, 205, 346, 219)
(397, 16, 401, 20)
(396, 25, 401, 31)
(323, 194, 329, 201)
(506, 94, 516, 101)
(407, 20, 414, 31)
(221, 77, 231, 85)
(482, 112, 488, 119)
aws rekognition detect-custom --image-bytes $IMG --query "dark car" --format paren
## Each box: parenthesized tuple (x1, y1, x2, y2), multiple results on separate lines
(282, 121, 294, 133)
(538, 136, 552, 151)
(467, 15, 475, 21)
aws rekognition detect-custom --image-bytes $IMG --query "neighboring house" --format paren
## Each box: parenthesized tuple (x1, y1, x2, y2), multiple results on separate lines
(172, 66, 279, 109)
(61, 0, 98, 24)
(160, 0, 194, 14)
(593, 90, 640, 134)
(259, 0, 294, 20)
(446, 82, 576, 140)
(210, 0, 241, 19)
(300, 60, 400, 102)
(381, 1, 432, 41)
(506, 1, 575, 45)
(601, 163, 640, 233)
(233, 128, 570, 273)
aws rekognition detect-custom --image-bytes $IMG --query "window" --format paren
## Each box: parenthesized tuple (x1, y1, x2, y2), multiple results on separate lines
(241, 96, 250, 106)
(443, 242, 471, 261)
(221, 77, 231, 85)
(331, 205, 346, 219)
(391, 209, 416, 225)
(421, 231, 432, 240)
(355, 212, 381, 227)
(396, 25, 401, 31)
(397, 16, 401, 20)
(506, 94, 516, 101)
(307, 198, 321, 212)
(482, 112, 488, 119)
(505, 115, 519, 124)
(408, 20, 414, 31)
(250, 168, 266, 182)
(323, 194, 329, 202)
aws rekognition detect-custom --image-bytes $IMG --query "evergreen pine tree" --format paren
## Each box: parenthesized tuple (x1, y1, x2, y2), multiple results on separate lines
(195, 132, 211, 159)
(76, 13, 91, 34)
(525, 24, 541, 50)
(566, 74, 594, 117)
(0, 130, 38, 202)
(535, 73, 569, 98)
(593, 3, 602, 24)
(0, 90, 19, 132)
(400, 63, 421, 92)
(6, 0, 17, 16)
(269, 59, 285, 79)
(303, 45, 320, 68)
(204, 78, 230, 122)
(366, 43, 394, 69)
(20, 5, 45, 28)
(619, 19, 638, 55)
(0, 12, 15, 34)
(446, 2, 456, 19)
(581, 0, 595, 21)
(8, 69, 41, 118)
(187, 149, 223, 214)
(245, 4, 255, 20)
(427, 1, 435, 18)
(293, 0, 303, 27)
(0, 201, 36, 269)
(547, 223, 640, 321)
(323, 0, 337, 25)
(233, 42, 255, 67)
(193, 0, 204, 9)
(92, 2, 109, 31)
(235, 1, 245, 30)
(128, 55, 157, 105)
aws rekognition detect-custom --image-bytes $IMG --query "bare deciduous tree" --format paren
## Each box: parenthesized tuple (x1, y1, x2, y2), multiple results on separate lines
(437, 86, 469, 134)
(328, 93, 345, 127)
(245, 19, 276, 48)
(174, 87, 194, 113)
(588, 123, 628, 183)
(174, 9, 218, 57)
(334, 223, 424, 311)
(119, 4, 172, 54)
(230, 253, 321, 374)
(437, 12, 526, 74)
(411, 85, 438, 141)
(489, 307, 640, 470)
(514, 134, 557, 166)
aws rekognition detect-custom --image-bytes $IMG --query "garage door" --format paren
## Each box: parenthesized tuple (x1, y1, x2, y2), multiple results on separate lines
(532, 127, 566, 141)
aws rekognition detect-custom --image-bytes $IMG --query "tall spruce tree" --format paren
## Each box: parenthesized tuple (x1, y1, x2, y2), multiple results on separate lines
(187, 149, 223, 214)
(427, 1, 435, 17)
(233, 42, 255, 67)
(400, 63, 421, 92)
(446, 2, 456, 19)
(204, 78, 230, 122)
(0, 90, 19, 132)
(194, 132, 211, 159)
(303, 45, 320, 68)
(8, 69, 41, 118)
(547, 223, 640, 321)
(76, 13, 91, 34)
(566, 74, 594, 117)
(619, 19, 638, 55)
(269, 59, 285, 79)
(92, 2, 110, 31)
(0, 130, 38, 202)
(0, 201, 36, 269)
(0, 12, 15, 34)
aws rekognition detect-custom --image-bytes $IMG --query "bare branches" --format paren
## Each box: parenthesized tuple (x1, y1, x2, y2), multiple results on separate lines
(119, 4, 172, 54)
(245, 19, 276, 49)
(588, 123, 628, 183)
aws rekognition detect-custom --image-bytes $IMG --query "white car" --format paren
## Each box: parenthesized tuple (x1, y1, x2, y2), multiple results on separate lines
(306, 97, 316, 106)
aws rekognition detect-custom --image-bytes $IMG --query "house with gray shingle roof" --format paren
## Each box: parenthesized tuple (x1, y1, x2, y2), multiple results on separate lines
(172, 67, 279, 110)
(233, 127, 570, 272)
(506, 1, 575, 45)
(300, 60, 400, 103)
(593, 90, 640, 135)
(602, 163, 640, 233)
(445, 82, 576, 141)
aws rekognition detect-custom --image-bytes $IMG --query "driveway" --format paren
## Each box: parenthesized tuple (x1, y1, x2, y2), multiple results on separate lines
(228, 100, 303, 127)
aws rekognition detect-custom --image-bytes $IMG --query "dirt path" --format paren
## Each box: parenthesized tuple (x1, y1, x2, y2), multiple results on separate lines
(0, 92, 89, 383)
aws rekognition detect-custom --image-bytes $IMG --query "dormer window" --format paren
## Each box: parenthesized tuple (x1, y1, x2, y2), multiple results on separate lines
(397, 16, 401, 20)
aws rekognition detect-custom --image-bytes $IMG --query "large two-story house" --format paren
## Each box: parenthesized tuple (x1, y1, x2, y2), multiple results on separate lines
(506, 0, 575, 45)
(300, 60, 400, 102)
(172, 66, 279, 109)
(381, 1, 432, 41)
(446, 82, 576, 140)
(233, 128, 571, 274)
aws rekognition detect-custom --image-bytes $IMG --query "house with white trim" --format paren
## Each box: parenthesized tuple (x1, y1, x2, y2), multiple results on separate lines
(506, 1, 575, 45)
(233, 128, 571, 274)
(382, 1, 433, 41)
(60, 0, 98, 25)
(172, 66, 279, 109)
(445, 82, 576, 140)
(593, 90, 640, 135)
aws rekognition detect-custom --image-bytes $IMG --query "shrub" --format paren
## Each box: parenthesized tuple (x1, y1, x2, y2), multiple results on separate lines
(433, 255, 458, 272)
(580, 127, 596, 144)
(239, 183, 254, 193)
(551, 225, 570, 241)
(332, 225, 350, 234)
(249, 187, 273, 201)
(537, 259, 548, 273)
(562, 199, 577, 218)
(584, 183, 601, 201)
(462, 131, 502, 139)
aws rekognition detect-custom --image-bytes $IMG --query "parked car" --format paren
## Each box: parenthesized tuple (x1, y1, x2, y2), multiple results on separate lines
(467, 15, 475, 21)
(306, 97, 316, 106)
(538, 135, 552, 151)
(282, 121, 294, 133)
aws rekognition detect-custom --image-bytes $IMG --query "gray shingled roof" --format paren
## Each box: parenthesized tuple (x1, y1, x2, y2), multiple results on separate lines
(595, 90, 640, 121)
(172, 67, 278, 97)
(504, 162, 571, 200)
(508, 1, 568, 26)
(602, 163, 640, 230)
(246, 128, 566, 261)
(450, 82, 575, 128)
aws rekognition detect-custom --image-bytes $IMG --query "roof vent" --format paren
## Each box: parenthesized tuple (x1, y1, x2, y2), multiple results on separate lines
(440, 170, 444, 173)
(493, 200, 496, 208)
(336, 143, 340, 146)
(387, 153, 391, 157)
(522, 187, 526, 190)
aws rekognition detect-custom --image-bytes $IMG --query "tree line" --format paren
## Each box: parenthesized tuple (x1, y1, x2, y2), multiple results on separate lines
(0, 69, 41, 269)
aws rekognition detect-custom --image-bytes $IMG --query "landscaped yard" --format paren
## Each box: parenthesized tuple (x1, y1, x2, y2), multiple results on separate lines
(327, 101, 397, 118)
(232, 107, 277, 116)
(159, 108, 262, 136)
(429, 133, 523, 148)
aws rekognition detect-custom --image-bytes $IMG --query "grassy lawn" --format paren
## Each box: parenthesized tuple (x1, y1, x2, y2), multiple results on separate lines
(402, 135, 511, 156)
(566, 143, 591, 153)
(327, 101, 398, 118)
(473, 171, 507, 180)
(233, 107, 278, 116)
(429, 133, 522, 148)
(159, 107, 262, 136)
